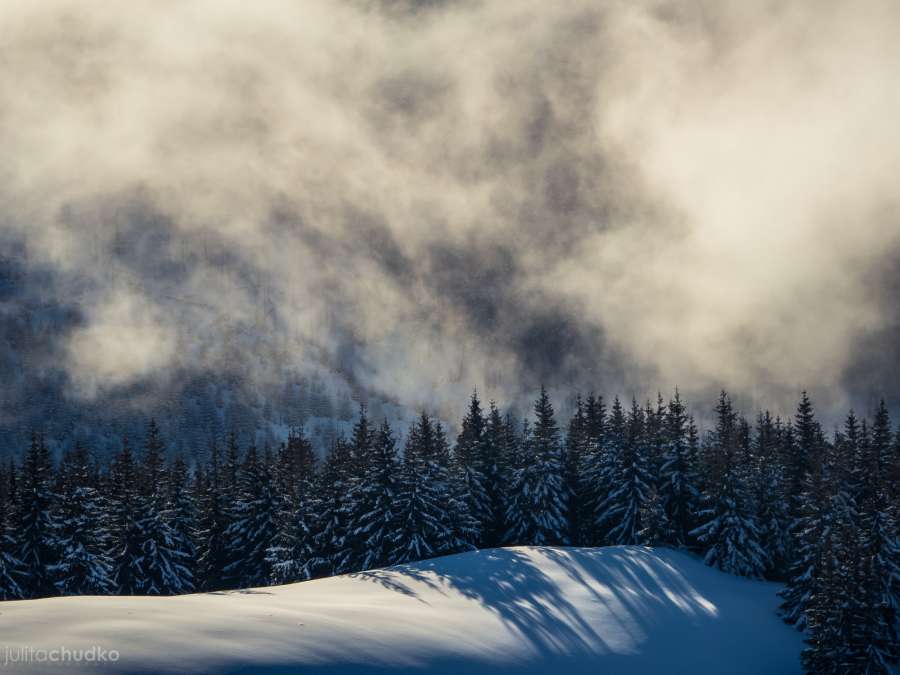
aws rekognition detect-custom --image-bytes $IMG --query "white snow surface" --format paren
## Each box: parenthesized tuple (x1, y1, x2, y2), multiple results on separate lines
(0, 546, 802, 674)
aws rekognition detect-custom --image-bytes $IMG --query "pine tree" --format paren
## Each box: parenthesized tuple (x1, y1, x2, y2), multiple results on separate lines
(481, 402, 510, 547)
(354, 419, 401, 570)
(505, 388, 569, 546)
(0, 459, 23, 600)
(268, 429, 319, 584)
(137, 421, 192, 595)
(314, 438, 353, 576)
(658, 390, 700, 548)
(52, 443, 114, 595)
(577, 394, 606, 546)
(781, 394, 827, 628)
(639, 485, 671, 547)
(564, 395, 588, 545)
(440, 419, 480, 551)
(164, 456, 197, 593)
(691, 393, 767, 578)
(196, 439, 229, 591)
(341, 407, 376, 570)
(646, 393, 668, 478)
(788, 393, 822, 524)
(110, 436, 147, 595)
(392, 413, 471, 563)
(224, 445, 280, 588)
(752, 411, 791, 579)
(454, 391, 491, 547)
(596, 398, 652, 545)
(847, 404, 900, 670)
(800, 489, 856, 673)
(16, 433, 60, 598)
(800, 408, 897, 674)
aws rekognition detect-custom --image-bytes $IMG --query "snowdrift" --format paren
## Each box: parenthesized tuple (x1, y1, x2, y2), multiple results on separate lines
(0, 546, 802, 674)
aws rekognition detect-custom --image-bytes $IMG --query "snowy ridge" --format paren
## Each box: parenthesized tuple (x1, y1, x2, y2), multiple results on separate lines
(0, 546, 802, 674)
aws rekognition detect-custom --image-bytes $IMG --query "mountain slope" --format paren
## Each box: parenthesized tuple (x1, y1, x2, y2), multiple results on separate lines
(0, 546, 802, 674)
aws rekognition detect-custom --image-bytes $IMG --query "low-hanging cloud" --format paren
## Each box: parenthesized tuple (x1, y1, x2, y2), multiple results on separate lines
(1, 0, 899, 425)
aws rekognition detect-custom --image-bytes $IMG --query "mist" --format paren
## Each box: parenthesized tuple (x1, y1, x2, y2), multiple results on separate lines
(2, 0, 900, 430)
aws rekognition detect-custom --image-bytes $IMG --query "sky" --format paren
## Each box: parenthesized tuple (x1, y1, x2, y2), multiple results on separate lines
(2, 0, 900, 427)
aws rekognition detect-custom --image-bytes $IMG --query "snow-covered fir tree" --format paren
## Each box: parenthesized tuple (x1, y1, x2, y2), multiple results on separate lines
(110, 436, 147, 595)
(196, 440, 230, 591)
(752, 411, 791, 579)
(51, 443, 114, 595)
(15, 433, 60, 598)
(454, 391, 492, 547)
(482, 403, 513, 547)
(314, 438, 353, 576)
(268, 485, 318, 584)
(505, 388, 569, 546)
(595, 398, 652, 546)
(658, 390, 700, 548)
(564, 395, 589, 545)
(0, 459, 23, 600)
(691, 392, 767, 579)
(340, 407, 376, 570)
(164, 456, 197, 593)
(393, 413, 471, 562)
(639, 485, 671, 547)
(268, 429, 319, 584)
(575, 394, 606, 546)
(780, 394, 827, 627)
(353, 419, 401, 571)
(225, 444, 280, 588)
(137, 421, 193, 595)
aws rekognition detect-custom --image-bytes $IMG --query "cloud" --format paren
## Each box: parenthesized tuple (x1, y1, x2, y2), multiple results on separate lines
(1, 0, 899, 421)
(65, 289, 177, 396)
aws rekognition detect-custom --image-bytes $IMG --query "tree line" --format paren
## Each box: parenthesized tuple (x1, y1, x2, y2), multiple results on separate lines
(0, 387, 897, 674)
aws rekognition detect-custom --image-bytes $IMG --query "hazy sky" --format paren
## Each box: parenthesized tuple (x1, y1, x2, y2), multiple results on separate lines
(2, 0, 900, 421)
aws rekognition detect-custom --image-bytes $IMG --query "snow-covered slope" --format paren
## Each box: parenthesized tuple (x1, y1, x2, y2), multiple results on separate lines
(0, 546, 802, 674)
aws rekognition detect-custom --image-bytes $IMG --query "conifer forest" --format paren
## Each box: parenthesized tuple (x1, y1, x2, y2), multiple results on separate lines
(1, 388, 898, 671)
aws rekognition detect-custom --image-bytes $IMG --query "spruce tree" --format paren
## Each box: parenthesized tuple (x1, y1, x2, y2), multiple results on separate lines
(110, 436, 147, 595)
(800, 409, 897, 674)
(314, 438, 353, 576)
(341, 407, 376, 570)
(16, 432, 60, 598)
(691, 393, 767, 578)
(196, 439, 229, 591)
(354, 419, 401, 570)
(505, 388, 569, 546)
(225, 444, 280, 588)
(268, 430, 319, 584)
(392, 413, 471, 562)
(781, 395, 827, 627)
(658, 390, 700, 548)
(164, 456, 197, 593)
(52, 443, 114, 595)
(596, 398, 652, 546)
(753, 411, 791, 579)
(577, 393, 606, 546)
(565, 395, 588, 545)
(481, 402, 510, 547)
(0, 459, 22, 600)
(138, 421, 192, 595)
(639, 485, 671, 547)
(454, 391, 491, 547)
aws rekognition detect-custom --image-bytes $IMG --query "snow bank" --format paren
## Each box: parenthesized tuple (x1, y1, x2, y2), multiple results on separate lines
(0, 546, 802, 674)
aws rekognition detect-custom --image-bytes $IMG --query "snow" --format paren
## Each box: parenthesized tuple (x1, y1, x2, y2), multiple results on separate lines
(0, 546, 802, 674)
